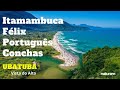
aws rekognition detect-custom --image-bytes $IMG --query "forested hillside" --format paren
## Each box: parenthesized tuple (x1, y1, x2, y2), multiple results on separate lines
(70, 46, 120, 79)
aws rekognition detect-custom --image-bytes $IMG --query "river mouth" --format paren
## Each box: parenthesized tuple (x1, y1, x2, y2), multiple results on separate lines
(29, 55, 63, 65)
(26, 55, 70, 79)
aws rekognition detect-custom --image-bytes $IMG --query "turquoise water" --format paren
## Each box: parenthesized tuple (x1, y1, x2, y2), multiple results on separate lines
(58, 28, 120, 57)
(30, 55, 63, 64)
(34, 56, 63, 64)
(30, 29, 120, 66)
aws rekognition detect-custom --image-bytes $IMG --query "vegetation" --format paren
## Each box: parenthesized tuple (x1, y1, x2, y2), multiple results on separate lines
(70, 46, 120, 79)
(0, 31, 65, 79)
(27, 56, 69, 79)
(0, 31, 59, 59)
(1, 30, 120, 79)
(42, 67, 68, 79)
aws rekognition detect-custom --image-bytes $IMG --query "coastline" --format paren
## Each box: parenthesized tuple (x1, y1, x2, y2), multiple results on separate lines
(52, 31, 79, 67)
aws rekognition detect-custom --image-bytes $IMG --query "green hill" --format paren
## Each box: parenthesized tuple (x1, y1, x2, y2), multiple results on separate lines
(70, 46, 120, 79)
(0, 11, 90, 33)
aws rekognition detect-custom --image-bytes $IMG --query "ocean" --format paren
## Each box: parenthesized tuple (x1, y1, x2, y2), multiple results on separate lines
(57, 28, 120, 57)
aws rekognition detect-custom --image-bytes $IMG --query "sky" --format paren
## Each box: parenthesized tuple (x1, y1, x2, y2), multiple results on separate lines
(28, 11, 120, 28)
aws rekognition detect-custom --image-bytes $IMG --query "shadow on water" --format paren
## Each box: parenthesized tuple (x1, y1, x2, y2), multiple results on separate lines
(77, 53, 83, 68)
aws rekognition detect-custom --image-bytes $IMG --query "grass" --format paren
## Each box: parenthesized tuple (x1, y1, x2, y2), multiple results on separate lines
(27, 67, 68, 79)
(26, 58, 69, 79)
(27, 71, 45, 79)
(42, 67, 68, 79)
(0, 56, 16, 60)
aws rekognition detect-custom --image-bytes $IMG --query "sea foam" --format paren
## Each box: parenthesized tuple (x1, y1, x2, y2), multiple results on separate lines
(68, 46, 85, 54)
(69, 39, 78, 41)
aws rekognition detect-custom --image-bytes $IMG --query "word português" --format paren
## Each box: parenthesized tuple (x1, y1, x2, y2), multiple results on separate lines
(3, 38, 53, 48)
(2, 17, 64, 24)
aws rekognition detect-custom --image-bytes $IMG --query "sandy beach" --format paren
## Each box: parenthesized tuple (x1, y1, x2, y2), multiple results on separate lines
(52, 31, 79, 67)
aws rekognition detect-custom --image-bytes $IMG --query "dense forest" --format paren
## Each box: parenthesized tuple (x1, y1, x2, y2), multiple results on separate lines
(1, 11, 120, 79)
(70, 46, 120, 79)
(1, 31, 120, 79)
(0, 31, 61, 79)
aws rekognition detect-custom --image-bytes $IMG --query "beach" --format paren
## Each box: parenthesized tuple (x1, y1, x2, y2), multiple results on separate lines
(52, 31, 79, 67)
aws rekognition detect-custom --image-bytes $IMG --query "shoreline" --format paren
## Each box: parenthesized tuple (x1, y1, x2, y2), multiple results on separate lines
(52, 31, 79, 67)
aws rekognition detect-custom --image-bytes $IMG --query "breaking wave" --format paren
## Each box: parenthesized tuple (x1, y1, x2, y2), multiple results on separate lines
(69, 39, 78, 41)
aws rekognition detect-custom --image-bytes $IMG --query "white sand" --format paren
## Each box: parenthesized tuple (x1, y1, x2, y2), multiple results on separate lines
(52, 32, 79, 67)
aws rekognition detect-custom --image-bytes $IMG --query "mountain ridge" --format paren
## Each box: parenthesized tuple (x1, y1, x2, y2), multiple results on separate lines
(0, 11, 90, 32)
(79, 24, 102, 29)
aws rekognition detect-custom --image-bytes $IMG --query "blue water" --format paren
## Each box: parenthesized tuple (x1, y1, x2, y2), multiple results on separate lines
(58, 28, 120, 56)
